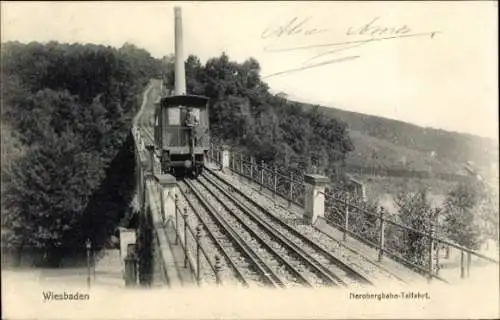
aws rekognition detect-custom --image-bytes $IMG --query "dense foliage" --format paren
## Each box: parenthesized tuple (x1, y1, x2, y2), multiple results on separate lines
(1, 41, 161, 266)
(390, 189, 435, 267)
(443, 183, 495, 250)
(163, 53, 354, 174)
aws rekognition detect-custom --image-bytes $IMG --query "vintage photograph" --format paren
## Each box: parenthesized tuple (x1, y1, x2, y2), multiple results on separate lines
(1, 1, 498, 319)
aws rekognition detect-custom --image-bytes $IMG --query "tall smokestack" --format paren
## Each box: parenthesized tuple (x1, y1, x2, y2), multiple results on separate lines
(174, 7, 186, 95)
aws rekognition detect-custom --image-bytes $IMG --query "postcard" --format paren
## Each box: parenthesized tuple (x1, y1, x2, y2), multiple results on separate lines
(1, 1, 498, 319)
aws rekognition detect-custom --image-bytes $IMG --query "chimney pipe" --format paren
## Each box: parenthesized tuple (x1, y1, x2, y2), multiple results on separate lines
(174, 7, 186, 95)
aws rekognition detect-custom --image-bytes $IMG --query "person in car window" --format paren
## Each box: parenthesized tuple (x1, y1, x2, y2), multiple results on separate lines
(185, 107, 199, 127)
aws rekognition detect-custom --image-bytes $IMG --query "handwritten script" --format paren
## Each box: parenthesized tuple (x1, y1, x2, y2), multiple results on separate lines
(262, 17, 439, 79)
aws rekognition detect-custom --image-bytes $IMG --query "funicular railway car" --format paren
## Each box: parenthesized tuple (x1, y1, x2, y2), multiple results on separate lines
(154, 94, 210, 177)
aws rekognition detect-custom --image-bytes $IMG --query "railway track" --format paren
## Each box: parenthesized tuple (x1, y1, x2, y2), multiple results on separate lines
(135, 80, 159, 146)
(204, 166, 408, 286)
(134, 82, 401, 288)
(138, 109, 155, 145)
(180, 174, 372, 288)
(199, 169, 376, 287)
(178, 180, 287, 288)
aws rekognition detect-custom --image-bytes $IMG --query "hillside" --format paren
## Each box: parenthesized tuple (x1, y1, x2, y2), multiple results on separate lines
(298, 102, 498, 177)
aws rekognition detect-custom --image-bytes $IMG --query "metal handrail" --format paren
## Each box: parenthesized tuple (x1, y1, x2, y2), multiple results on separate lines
(172, 204, 222, 285)
(323, 192, 499, 264)
(208, 142, 498, 282)
(180, 208, 218, 275)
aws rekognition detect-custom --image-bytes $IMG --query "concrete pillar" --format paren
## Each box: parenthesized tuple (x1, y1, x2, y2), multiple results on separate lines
(156, 174, 177, 222)
(221, 145, 230, 170)
(118, 227, 137, 267)
(303, 174, 329, 224)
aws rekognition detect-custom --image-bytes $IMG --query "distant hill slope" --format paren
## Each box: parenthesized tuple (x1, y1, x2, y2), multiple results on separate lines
(298, 102, 497, 176)
(346, 129, 462, 174)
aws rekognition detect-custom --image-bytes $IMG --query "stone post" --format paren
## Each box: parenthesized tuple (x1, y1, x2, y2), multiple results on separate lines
(303, 174, 329, 224)
(124, 252, 138, 287)
(221, 145, 230, 171)
(156, 174, 177, 222)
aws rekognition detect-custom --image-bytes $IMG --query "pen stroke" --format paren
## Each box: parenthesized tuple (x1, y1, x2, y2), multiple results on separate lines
(262, 56, 360, 79)
(262, 16, 440, 79)
(264, 31, 439, 53)
(261, 16, 329, 39)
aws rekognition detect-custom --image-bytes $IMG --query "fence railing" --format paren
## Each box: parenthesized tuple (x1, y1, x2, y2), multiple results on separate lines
(342, 164, 474, 183)
(208, 142, 498, 282)
(323, 191, 499, 281)
(208, 144, 306, 208)
(168, 196, 222, 286)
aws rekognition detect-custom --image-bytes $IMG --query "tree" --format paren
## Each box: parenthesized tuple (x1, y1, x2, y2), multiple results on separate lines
(185, 55, 206, 95)
(2, 129, 105, 265)
(1, 41, 161, 266)
(443, 183, 483, 249)
(1, 122, 26, 235)
(393, 188, 434, 266)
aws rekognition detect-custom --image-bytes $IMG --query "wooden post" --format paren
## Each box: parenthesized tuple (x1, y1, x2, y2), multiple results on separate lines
(434, 212, 440, 275)
(175, 196, 179, 245)
(183, 208, 188, 268)
(210, 143, 214, 162)
(214, 255, 222, 285)
(260, 161, 264, 191)
(466, 252, 471, 278)
(427, 216, 434, 282)
(273, 166, 278, 193)
(250, 157, 254, 180)
(378, 207, 385, 262)
(86, 239, 91, 288)
(343, 198, 350, 242)
(196, 224, 202, 285)
(273, 166, 278, 205)
(240, 153, 243, 175)
(460, 250, 465, 279)
(435, 242, 440, 275)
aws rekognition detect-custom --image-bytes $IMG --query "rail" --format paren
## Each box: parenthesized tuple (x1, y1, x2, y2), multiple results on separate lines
(171, 196, 223, 285)
(208, 142, 499, 283)
(208, 144, 306, 208)
(201, 169, 378, 286)
(323, 191, 499, 281)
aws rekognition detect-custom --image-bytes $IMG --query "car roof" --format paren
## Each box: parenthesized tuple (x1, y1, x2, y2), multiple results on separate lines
(161, 94, 209, 108)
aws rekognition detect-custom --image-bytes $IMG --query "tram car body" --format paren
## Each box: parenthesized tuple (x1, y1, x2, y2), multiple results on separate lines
(154, 94, 210, 176)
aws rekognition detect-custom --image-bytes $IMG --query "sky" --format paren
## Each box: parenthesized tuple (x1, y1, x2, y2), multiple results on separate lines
(1, 1, 498, 140)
